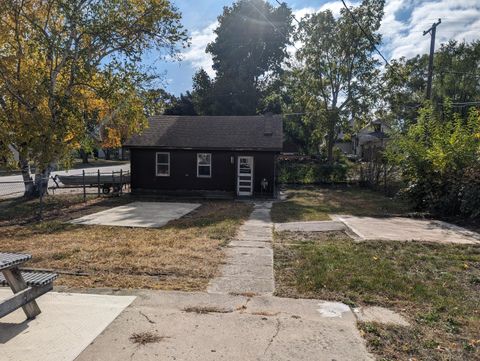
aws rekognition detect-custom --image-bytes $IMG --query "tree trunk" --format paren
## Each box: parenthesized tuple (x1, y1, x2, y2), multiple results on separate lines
(79, 149, 89, 164)
(19, 155, 35, 198)
(104, 149, 111, 160)
(19, 155, 52, 198)
(33, 166, 51, 197)
(326, 110, 338, 164)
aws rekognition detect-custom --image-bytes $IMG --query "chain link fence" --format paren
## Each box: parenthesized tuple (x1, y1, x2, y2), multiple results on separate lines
(0, 170, 130, 219)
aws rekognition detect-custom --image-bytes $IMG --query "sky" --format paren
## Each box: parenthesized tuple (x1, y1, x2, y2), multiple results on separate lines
(150, 0, 480, 95)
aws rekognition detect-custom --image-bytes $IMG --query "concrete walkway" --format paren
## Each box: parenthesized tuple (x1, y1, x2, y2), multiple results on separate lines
(208, 202, 274, 295)
(76, 290, 374, 361)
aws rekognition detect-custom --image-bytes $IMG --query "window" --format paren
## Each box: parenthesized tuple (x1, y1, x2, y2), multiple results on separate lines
(197, 153, 211, 178)
(156, 152, 170, 176)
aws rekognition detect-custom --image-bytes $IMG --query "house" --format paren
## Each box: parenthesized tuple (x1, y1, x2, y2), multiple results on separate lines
(353, 120, 391, 161)
(124, 114, 283, 198)
(333, 120, 391, 161)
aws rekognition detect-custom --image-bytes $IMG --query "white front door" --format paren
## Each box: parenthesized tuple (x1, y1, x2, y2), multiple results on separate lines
(237, 156, 254, 196)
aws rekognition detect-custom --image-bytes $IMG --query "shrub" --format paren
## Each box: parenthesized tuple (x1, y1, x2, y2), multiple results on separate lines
(277, 159, 350, 184)
(387, 104, 480, 218)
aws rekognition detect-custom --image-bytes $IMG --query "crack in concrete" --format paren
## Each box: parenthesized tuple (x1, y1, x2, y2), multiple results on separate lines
(139, 310, 155, 324)
(263, 318, 281, 356)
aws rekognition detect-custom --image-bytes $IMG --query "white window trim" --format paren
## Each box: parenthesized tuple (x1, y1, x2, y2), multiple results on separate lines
(156, 152, 170, 177)
(197, 153, 212, 178)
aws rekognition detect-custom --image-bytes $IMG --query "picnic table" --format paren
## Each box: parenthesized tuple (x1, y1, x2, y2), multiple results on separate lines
(0, 252, 57, 320)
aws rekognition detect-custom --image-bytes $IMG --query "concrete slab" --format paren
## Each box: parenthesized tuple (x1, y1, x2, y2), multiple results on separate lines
(275, 221, 346, 233)
(76, 290, 374, 361)
(354, 306, 410, 327)
(223, 254, 273, 266)
(228, 240, 272, 248)
(208, 277, 275, 295)
(0, 289, 135, 361)
(70, 201, 201, 228)
(219, 263, 274, 279)
(226, 246, 273, 258)
(337, 215, 480, 244)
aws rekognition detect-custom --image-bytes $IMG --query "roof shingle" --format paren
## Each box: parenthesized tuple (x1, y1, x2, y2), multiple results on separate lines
(125, 115, 283, 151)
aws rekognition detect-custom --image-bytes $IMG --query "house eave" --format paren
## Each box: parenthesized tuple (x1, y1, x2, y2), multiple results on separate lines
(124, 145, 282, 152)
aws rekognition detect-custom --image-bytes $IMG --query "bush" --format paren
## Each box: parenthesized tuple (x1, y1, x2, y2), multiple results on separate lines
(388, 104, 480, 218)
(277, 159, 350, 184)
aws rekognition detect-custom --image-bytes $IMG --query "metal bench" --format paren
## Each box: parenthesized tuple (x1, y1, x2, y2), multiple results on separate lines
(0, 253, 58, 320)
(0, 272, 58, 287)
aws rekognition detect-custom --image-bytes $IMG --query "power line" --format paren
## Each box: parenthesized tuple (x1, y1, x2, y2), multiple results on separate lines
(340, 0, 413, 86)
(448, 101, 480, 106)
(340, 0, 390, 66)
(438, 70, 480, 77)
(273, 0, 301, 25)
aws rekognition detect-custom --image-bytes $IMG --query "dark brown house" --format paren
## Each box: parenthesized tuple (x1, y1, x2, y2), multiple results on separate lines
(124, 115, 283, 198)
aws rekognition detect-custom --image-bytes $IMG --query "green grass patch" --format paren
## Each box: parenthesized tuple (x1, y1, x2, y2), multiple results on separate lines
(271, 185, 411, 223)
(274, 231, 480, 360)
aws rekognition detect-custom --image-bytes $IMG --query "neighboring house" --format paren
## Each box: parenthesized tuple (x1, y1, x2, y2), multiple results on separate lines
(124, 114, 283, 198)
(353, 120, 391, 161)
(334, 120, 391, 161)
(333, 131, 353, 155)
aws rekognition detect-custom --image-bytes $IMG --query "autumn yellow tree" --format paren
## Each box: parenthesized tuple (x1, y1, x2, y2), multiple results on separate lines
(0, 0, 187, 196)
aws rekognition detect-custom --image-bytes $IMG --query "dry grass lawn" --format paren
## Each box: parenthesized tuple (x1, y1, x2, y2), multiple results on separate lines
(271, 185, 411, 223)
(0, 194, 252, 290)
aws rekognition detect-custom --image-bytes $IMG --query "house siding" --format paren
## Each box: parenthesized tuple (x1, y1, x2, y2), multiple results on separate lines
(130, 148, 277, 197)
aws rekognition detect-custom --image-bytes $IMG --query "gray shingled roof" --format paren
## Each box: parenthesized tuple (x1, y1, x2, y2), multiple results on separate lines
(125, 115, 283, 151)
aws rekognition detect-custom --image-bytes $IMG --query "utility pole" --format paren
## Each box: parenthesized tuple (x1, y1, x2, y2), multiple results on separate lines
(423, 18, 441, 100)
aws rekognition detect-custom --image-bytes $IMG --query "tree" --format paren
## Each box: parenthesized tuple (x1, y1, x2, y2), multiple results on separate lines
(286, 0, 384, 161)
(142, 88, 175, 117)
(192, 69, 214, 115)
(380, 40, 480, 128)
(164, 92, 197, 115)
(200, 0, 293, 115)
(387, 103, 480, 218)
(0, 0, 188, 197)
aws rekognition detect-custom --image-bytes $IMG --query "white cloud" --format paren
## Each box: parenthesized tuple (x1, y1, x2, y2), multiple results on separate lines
(179, 0, 480, 77)
(181, 21, 218, 77)
(381, 0, 480, 60)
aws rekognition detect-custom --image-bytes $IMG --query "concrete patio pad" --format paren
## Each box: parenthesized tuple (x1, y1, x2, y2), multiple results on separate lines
(70, 201, 200, 228)
(0, 289, 135, 361)
(76, 290, 374, 361)
(335, 215, 480, 244)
